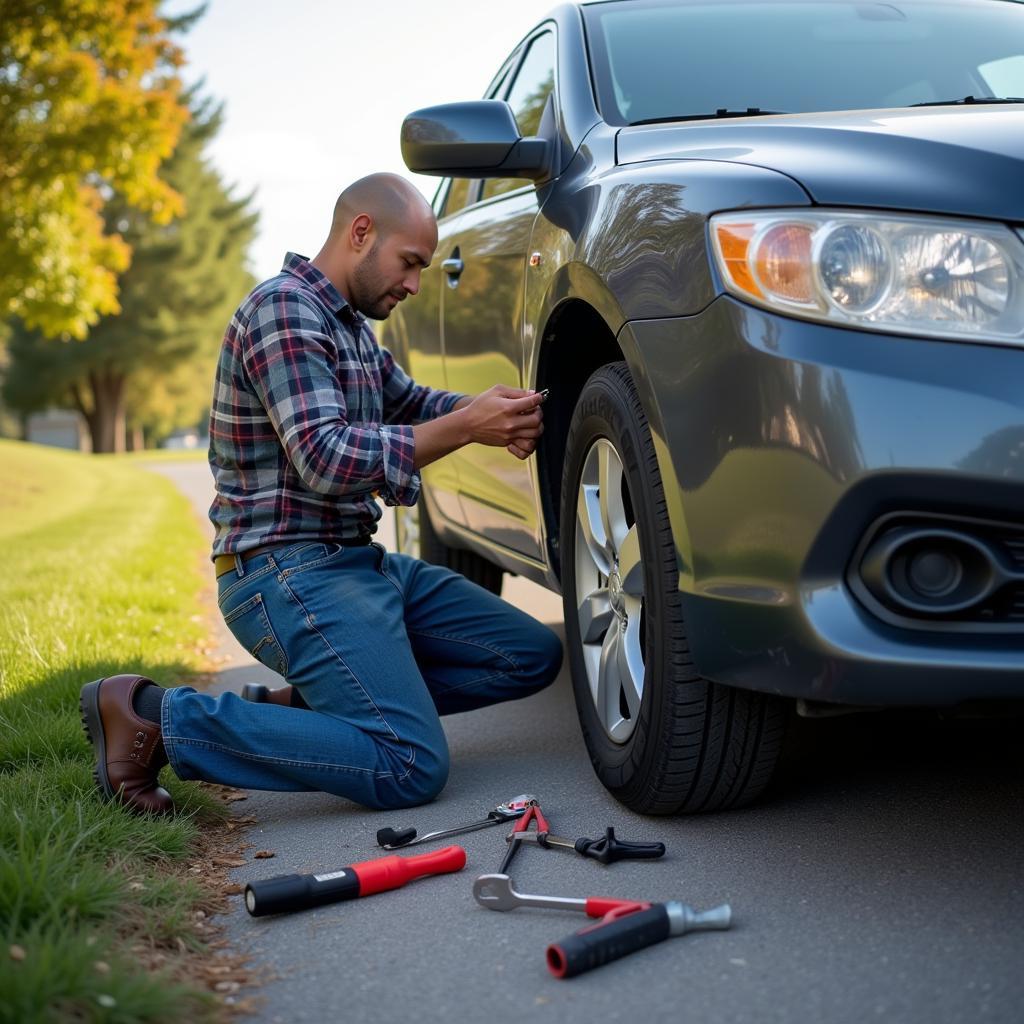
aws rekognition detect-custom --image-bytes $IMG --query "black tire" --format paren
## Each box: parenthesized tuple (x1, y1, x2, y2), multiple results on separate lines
(560, 362, 786, 814)
(395, 499, 504, 595)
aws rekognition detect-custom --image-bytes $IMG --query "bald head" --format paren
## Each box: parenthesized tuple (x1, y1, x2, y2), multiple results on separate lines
(312, 172, 438, 320)
(330, 172, 433, 241)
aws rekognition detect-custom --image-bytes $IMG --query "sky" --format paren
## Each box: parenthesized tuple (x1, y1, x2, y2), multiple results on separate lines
(167, 0, 561, 281)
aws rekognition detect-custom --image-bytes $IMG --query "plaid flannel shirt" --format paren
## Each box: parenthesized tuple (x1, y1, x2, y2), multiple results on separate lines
(208, 253, 466, 557)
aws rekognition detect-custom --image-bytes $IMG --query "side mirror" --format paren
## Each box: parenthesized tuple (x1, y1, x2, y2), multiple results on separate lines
(401, 100, 551, 180)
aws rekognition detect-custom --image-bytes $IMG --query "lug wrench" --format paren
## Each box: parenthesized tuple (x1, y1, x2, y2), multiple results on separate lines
(376, 793, 535, 850)
(473, 873, 731, 978)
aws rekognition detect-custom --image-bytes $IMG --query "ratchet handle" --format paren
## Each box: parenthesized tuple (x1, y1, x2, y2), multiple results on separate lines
(547, 904, 671, 978)
(575, 827, 667, 864)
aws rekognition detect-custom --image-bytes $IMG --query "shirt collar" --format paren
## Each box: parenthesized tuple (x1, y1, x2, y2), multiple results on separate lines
(281, 252, 365, 325)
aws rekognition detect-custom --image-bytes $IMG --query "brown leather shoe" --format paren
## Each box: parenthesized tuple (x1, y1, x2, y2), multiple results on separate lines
(241, 683, 309, 710)
(79, 674, 173, 815)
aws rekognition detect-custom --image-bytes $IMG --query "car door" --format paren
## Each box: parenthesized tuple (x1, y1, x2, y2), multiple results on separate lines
(439, 28, 557, 559)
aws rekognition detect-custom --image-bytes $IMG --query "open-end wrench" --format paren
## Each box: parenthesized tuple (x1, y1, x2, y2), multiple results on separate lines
(377, 794, 536, 850)
(472, 873, 642, 917)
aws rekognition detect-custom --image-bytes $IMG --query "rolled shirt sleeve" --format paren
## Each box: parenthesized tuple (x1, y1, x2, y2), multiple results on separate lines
(241, 293, 420, 506)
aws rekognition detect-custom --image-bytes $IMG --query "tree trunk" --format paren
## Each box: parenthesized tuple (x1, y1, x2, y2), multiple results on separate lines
(85, 370, 126, 453)
(126, 423, 145, 452)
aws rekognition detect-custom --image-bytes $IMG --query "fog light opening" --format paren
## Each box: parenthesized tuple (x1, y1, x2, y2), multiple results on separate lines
(906, 547, 963, 599)
(860, 527, 999, 617)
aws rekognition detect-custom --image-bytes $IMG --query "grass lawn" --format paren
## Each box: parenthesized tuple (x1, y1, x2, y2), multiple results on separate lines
(0, 439, 232, 1023)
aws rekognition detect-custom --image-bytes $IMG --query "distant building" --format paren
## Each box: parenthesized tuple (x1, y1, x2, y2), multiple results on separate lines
(26, 409, 89, 452)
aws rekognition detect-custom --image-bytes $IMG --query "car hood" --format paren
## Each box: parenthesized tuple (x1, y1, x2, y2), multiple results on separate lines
(616, 106, 1024, 222)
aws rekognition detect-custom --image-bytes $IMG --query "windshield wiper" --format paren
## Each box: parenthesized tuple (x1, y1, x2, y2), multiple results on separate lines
(629, 108, 790, 126)
(910, 95, 1024, 107)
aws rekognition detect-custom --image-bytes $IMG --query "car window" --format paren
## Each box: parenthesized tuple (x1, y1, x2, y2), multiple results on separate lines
(583, 0, 1024, 126)
(441, 177, 478, 218)
(479, 31, 556, 203)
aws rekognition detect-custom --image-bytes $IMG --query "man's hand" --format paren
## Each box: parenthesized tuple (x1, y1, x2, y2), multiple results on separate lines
(461, 385, 545, 452)
(506, 436, 539, 460)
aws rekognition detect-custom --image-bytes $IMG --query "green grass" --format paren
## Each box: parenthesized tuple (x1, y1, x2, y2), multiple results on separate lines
(0, 440, 227, 1023)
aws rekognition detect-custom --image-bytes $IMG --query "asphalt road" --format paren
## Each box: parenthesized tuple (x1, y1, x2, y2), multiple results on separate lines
(148, 460, 1024, 1024)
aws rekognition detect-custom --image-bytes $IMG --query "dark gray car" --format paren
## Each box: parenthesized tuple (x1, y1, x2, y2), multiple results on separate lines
(390, 0, 1024, 814)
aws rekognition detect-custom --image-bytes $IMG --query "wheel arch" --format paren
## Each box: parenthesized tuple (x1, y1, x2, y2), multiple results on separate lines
(533, 284, 685, 582)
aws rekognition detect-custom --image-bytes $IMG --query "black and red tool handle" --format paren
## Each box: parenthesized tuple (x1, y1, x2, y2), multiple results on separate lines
(547, 903, 666, 978)
(244, 845, 467, 917)
(547, 901, 732, 978)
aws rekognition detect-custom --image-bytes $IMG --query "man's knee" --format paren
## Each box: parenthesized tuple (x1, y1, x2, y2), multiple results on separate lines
(370, 738, 450, 810)
(519, 623, 563, 690)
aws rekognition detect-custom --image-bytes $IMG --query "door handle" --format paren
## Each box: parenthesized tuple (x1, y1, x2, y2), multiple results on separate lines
(442, 256, 464, 278)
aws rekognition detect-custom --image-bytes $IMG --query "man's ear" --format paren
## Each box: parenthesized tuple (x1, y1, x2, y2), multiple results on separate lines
(350, 214, 374, 251)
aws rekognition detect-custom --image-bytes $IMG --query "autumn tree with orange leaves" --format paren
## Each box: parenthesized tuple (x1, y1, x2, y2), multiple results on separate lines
(0, 1, 191, 339)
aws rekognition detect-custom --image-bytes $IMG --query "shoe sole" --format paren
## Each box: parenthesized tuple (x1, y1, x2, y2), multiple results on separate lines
(79, 678, 116, 801)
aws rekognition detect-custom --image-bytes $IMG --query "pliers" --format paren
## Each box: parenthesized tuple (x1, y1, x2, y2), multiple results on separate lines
(497, 799, 550, 874)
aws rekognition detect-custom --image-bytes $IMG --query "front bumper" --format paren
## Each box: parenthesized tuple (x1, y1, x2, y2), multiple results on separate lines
(623, 296, 1024, 706)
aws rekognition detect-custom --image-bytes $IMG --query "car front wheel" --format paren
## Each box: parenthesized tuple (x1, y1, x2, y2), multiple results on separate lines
(560, 362, 786, 814)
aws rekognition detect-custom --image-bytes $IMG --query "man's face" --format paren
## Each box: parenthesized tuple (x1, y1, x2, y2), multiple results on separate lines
(350, 214, 437, 320)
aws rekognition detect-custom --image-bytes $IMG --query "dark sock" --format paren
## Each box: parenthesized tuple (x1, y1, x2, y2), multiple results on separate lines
(132, 683, 166, 724)
(290, 688, 309, 710)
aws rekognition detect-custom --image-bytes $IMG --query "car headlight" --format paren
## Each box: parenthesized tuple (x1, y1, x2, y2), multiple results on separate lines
(709, 210, 1024, 346)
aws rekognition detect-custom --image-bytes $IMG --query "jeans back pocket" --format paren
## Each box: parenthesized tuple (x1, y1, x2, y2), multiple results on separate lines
(222, 593, 288, 677)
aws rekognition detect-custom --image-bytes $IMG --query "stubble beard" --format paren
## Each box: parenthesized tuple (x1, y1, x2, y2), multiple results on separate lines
(351, 243, 396, 320)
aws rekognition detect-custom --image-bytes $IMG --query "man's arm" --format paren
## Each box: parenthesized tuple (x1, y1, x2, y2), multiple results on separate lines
(412, 385, 545, 470)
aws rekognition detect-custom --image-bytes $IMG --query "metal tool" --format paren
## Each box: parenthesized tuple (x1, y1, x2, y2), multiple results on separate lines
(496, 798, 550, 874)
(473, 873, 731, 979)
(547, 899, 732, 978)
(512, 826, 666, 865)
(245, 845, 466, 917)
(376, 793, 535, 850)
(473, 872, 640, 917)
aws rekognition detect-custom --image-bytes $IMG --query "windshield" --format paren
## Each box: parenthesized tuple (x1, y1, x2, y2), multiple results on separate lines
(583, 0, 1024, 126)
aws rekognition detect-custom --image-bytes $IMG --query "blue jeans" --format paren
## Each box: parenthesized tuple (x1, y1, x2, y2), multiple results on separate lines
(161, 541, 563, 809)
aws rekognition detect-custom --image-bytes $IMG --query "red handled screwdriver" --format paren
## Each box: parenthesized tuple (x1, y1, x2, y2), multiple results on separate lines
(244, 844, 467, 917)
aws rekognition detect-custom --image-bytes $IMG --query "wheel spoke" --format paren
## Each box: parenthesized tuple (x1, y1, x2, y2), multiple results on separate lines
(618, 614, 645, 720)
(597, 441, 629, 556)
(577, 587, 613, 645)
(596, 626, 621, 727)
(577, 483, 612, 576)
(618, 524, 643, 597)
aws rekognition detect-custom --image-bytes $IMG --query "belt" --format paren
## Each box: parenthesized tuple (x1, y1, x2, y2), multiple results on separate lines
(214, 537, 371, 579)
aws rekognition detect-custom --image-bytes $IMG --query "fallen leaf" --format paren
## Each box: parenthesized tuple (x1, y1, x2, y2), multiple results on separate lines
(214, 981, 240, 994)
(212, 857, 247, 868)
(9, 945, 26, 962)
(223, 884, 244, 896)
(253, 850, 275, 859)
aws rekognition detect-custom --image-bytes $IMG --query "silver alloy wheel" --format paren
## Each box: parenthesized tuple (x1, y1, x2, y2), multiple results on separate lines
(574, 437, 646, 743)
(395, 505, 421, 559)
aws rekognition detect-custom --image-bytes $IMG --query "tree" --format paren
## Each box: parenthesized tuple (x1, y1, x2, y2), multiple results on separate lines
(0, 0, 191, 339)
(3, 95, 258, 452)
